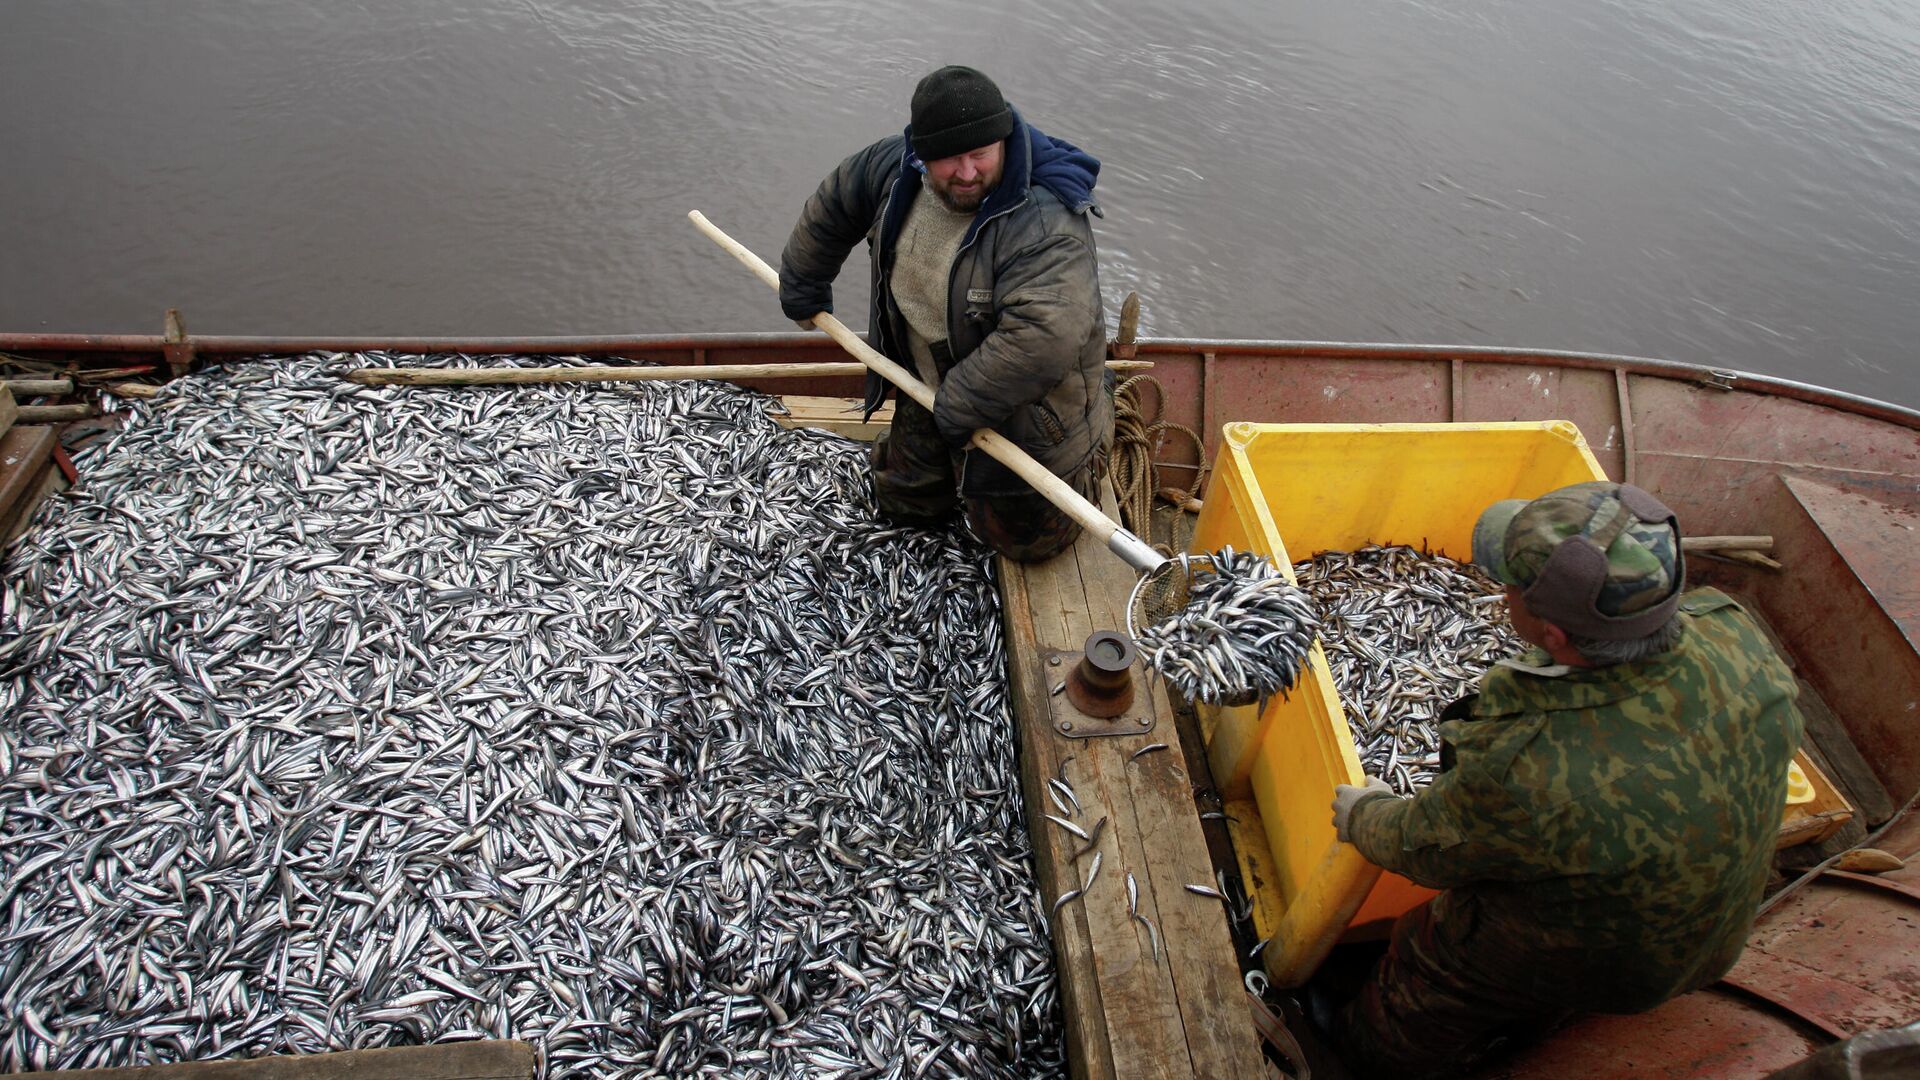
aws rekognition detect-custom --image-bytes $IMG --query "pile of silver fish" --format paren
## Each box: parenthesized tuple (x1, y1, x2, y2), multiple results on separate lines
(0, 354, 1064, 1077)
(1133, 547, 1321, 707)
(1292, 545, 1521, 795)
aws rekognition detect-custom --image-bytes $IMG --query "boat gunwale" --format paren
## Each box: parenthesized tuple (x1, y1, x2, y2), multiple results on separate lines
(2, 330, 1916, 430)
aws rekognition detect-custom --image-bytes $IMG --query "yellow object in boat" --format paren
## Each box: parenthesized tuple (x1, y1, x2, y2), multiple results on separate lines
(1784, 759, 1815, 805)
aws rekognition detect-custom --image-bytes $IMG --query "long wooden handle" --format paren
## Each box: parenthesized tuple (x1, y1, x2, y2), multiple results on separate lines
(689, 210, 1162, 573)
(345, 358, 1154, 388)
(347, 362, 877, 386)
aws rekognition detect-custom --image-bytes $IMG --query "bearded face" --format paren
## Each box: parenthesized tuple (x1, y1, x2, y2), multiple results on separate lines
(924, 141, 1005, 213)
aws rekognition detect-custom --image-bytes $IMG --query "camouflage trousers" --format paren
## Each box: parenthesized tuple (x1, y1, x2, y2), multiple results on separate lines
(1335, 900, 1573, 1079)
(871, 393, 1099, 564)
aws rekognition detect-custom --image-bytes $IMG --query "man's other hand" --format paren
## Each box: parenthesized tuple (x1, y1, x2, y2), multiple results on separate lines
(1332, 777, 1396, 843)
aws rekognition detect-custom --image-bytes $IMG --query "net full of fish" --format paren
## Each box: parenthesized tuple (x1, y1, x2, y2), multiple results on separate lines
(0, 353, 1064, 1077)
(1131, 548, 1321, 707)
(1292, 545, 1521, 796)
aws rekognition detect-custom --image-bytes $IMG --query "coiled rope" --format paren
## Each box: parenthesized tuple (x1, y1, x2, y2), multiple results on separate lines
(1110, 374, 1207, 553)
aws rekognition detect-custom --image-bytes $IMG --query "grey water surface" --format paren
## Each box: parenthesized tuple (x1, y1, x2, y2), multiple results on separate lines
(2, 0, 1916, 407)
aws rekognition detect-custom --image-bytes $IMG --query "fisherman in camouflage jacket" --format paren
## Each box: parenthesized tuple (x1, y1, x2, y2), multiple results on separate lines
(1328, 481, 1805, 1077)
(778, 66, 1112, 562)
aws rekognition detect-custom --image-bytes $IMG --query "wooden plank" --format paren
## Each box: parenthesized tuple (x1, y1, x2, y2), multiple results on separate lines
(1052, 545, 1187, 1080)
(1002, 557, 1116, 1080)
(1072, 536, 1252, 1080)
(769, 395, 895, 441)
(999, 491, 1265, 1080)
(0, 385, 15, 439)
(0, 459, 69, 542)
(0, 425, 58, 524)
(49, 1041, 537, 1080)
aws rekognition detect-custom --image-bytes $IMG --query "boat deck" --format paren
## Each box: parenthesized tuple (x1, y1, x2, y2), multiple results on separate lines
(996, 490, 1267, 1079)
(3, 330, 1916, 1076)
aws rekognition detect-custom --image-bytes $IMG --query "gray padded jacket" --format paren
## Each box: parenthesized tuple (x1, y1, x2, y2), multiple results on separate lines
(778, 109, 1112, 477)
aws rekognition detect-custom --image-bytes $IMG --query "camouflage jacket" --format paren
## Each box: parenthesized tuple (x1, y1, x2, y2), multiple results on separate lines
(1346, 588, 1804, 1013)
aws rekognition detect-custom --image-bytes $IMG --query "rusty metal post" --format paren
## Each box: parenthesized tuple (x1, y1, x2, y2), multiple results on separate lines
(162, 309, 195, 378)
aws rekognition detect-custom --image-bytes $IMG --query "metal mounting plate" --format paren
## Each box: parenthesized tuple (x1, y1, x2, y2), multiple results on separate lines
(1042, 646, 1156, 739)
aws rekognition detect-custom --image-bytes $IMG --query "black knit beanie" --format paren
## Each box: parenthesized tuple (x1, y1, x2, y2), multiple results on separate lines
(909, 66, 1014, 162)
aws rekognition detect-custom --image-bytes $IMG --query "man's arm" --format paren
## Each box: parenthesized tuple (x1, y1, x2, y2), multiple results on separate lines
(932, 230, 1097, 445)
(778, 137, 903, 324)
(1344, 763, 1558, 890)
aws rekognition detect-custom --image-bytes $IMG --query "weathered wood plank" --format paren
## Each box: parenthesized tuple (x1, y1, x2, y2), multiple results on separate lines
(0, 385, 16, 439)
(1080, 536, 1262, 1080)
(1026, 545, 1190, 1080)
(0, 425, 58, 525)
(48, 1041, 537, 1080)
(1000, 493, 1265, 1079)
(769, 395, 895, 440)
(0, 458, 68, 542)
(1003, 556, 1116, 1080)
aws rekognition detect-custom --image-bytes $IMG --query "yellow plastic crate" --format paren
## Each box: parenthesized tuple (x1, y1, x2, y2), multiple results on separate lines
(1188, 421, 1608, 987)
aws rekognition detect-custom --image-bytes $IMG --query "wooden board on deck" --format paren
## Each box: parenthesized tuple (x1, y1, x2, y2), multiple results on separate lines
(999, 490, 1265, 1080)
(48, 1041, 537, 1080)
(0, 425, 58, 526)
(770, 395, 894, 441)
(0, 385, 17, 439)
(0, 456, 68, 542)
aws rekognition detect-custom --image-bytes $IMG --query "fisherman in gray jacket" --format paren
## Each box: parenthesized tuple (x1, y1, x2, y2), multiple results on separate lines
(779, 66, 1113, 562)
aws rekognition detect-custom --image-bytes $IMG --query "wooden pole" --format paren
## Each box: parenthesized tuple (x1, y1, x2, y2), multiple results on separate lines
(16, 404, 96, 422)
(1681, 535, 1774, 553)
(687, 210, 1164, 574)
(0, 378, 75, 397)
(47, 1041, 536, 1080)
(348, 361, 876, 386)
(344, 359, 1152, 387)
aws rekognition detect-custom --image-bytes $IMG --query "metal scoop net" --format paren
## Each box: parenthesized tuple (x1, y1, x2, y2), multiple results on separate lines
(1127, 546, 1322, 707)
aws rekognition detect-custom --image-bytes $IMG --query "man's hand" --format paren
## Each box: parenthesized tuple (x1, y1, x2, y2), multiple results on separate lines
(793, 317, 816, 331)
(1332, 777, 1396, 843)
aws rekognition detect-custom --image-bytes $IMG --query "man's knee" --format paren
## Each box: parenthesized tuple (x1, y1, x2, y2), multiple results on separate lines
(872, 471, 957, 529)
(870, 425, 959, 527)
(972, 509, 1083, 562)
(960, 453, 1098, 557)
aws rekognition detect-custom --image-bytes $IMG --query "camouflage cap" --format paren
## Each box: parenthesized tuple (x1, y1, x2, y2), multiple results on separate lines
(1471, 481, 1685, 640)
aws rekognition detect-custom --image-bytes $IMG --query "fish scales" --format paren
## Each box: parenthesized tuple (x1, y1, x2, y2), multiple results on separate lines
(0, 353, 1065, 1078)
